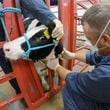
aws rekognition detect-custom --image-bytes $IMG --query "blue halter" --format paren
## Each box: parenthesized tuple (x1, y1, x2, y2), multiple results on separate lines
(23, 33, 56, 58)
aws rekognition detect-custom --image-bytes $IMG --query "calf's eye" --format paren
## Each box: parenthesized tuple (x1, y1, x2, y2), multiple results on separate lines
(40, 36, 45, 41)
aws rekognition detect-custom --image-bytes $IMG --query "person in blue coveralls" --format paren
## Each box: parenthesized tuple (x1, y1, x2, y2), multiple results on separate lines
(0, 0, 63, 94)
(46, 4, 110, 110)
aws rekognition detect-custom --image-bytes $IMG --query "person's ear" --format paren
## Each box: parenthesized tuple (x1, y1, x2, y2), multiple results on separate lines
(102, 34, 110, 46)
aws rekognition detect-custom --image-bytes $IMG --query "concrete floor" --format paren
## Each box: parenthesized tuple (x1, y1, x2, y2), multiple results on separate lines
(37, 92, 64, 110)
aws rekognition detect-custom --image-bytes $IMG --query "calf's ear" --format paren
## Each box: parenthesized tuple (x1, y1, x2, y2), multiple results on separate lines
(26, 19, 42, 31)
(46, 20, 56, 35)
(54, 42, 63, 58)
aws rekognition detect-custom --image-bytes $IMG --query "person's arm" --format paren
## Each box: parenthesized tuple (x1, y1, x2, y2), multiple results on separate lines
(20, 0, 64, 40)
(56, 65, 70, 80)
(62, 48, 88, 63)
(20, 0, 56, 25)
(46, 49, 87, 80)
(62, 48, 102, 65)
(47, 58, 70, 80)
(74, 49, 88, 63)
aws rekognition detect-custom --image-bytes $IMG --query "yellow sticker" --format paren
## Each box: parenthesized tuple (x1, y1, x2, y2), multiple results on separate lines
(44, 29, 50, 39)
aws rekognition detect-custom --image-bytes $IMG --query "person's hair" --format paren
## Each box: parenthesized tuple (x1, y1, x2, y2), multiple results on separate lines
(81, 4, 110, 38)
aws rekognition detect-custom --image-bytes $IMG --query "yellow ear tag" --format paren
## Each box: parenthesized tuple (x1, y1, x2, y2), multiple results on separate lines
(44, 29, 50, 39)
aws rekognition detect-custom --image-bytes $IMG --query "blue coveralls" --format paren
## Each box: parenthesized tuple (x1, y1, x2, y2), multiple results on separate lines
(62, 51, 110, 110)
(0, 0, 56, 93)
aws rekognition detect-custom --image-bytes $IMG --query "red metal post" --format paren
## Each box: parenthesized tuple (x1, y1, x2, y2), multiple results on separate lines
(68, 0, 77, 69)
(59, 0, 77, 70)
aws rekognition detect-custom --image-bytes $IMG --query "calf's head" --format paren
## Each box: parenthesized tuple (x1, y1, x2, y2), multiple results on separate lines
(3, 20, 63, 61)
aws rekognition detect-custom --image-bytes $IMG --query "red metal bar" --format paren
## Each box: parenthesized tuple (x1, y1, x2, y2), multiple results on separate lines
(0, 73, 15, 84)
(3, 0, 21, 40)
(88, 0, 95, 5)
(0, 93, 23, 109)
(77, 2, 88, 10)
(77, 33, 85, 36)
(28, 87, 62, 110)
(12, 60, 42, 103)
(76, 45, 88, 51)
(59, 0, 77, 70)
(80, 64, 89, 72)
(68, 0, 77, 69)
(90, 0, 101, 4)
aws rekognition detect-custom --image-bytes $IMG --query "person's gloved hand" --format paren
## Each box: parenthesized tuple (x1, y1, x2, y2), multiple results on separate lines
(47, 58, 60, 71)
(52, 19, 64, 40)
(61, 48, 76, 60)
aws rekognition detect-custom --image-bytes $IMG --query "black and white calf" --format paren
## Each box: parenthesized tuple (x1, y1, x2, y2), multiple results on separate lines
(3, 19, 63, 91)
